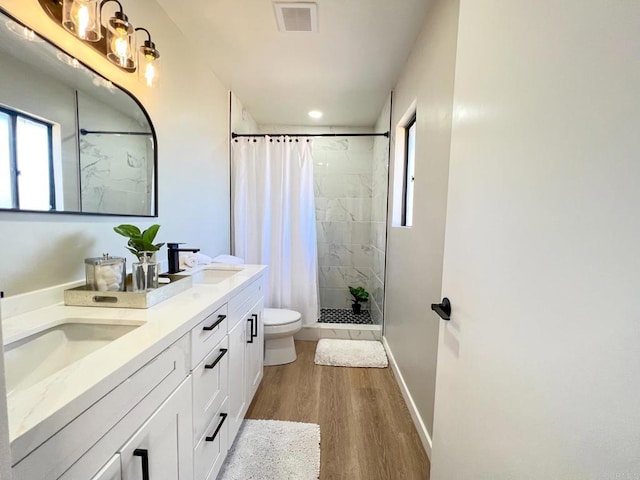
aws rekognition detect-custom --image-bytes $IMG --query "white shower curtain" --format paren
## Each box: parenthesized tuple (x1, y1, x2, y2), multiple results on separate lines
(232, 136, 319, 325)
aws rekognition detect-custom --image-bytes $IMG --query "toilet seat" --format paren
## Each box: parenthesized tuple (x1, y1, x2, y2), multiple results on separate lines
(263, 308, 301, 326)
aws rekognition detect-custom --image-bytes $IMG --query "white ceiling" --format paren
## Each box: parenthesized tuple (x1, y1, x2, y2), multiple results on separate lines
(156, 0, 432, 127)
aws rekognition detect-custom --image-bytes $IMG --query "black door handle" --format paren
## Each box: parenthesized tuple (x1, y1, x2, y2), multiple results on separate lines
(431, 298, 451, 321)
(247, 317, 254, 343)
(251, 313, 258, 339)
(133, 448, 150, 480)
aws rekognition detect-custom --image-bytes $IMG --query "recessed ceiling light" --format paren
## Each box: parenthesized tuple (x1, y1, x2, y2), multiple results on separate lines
(308, 110, 323, 119)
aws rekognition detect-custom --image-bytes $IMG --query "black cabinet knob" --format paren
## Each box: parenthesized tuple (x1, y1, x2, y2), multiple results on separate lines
(431, 297, 451, 321)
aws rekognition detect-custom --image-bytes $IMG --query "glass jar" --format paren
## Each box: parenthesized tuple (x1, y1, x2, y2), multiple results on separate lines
(132, 251, 159, 291)
(85, 254, 126, 292)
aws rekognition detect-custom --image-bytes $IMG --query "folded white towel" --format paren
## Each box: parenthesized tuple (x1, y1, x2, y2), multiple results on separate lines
(179, 252, 214, 270)
(211, 254, 245, 265)
(184, 255, 198, 268)
(193, 252, 213, 265)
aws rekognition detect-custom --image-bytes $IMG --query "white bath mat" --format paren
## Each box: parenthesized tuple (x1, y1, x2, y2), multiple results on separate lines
(314, 339, 388, 368)
(219, 419, 320, 480)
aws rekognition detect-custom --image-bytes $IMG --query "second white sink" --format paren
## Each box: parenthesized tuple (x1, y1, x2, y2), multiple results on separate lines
(188, 266, 243, 285)
(4, 320, 142, 396)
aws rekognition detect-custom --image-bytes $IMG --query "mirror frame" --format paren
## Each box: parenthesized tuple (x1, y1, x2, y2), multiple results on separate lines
(0, 7, 159, 218)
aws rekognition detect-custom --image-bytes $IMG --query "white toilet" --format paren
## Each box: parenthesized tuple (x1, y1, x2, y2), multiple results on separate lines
(263, 308, 302, 366)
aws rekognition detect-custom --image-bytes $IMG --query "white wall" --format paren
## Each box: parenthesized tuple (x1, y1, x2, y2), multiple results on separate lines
(383, 0, 459, 449)
(431, 0, 640, 478)
(0, 0, 230, 296)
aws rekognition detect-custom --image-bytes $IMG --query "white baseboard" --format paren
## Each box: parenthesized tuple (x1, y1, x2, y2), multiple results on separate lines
(382, 336, 432, 459)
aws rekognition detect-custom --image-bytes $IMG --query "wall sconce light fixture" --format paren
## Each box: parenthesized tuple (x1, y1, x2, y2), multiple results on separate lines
(102, 1, 135, 69)
(136, 28, 160, 87)
(62, 0, 100, 41)
(39, 0, 160, 85)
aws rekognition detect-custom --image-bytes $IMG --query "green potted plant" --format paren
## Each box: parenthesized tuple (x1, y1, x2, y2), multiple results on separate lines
(114, 224, 165, 291)
(349, 286, 369, 314)
(113, 224, 165, 260)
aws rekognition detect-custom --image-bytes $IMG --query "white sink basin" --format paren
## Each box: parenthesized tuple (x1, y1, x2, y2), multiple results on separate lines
(4, 319, 142, 396)
(188, 266, 243, 285)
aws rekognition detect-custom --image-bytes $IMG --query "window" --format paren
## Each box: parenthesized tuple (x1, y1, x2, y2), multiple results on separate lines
(401, 114, 416, 226)
(0, 106, 54, 211)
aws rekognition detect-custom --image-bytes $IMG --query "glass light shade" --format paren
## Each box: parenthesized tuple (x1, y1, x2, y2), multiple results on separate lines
(138, 43, 160, 87)
(62, 0, 100, 42)
(106, 12, 135, 69)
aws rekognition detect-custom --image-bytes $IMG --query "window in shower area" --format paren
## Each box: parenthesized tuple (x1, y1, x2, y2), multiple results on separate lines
(314, 129, 389, 326)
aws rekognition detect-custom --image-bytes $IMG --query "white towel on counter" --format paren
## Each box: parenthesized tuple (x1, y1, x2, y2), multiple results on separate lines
(211, 254, 245, 265)
(179, 252, 213, 269)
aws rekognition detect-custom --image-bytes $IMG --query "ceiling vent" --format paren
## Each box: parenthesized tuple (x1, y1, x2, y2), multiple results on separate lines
(273, 2, 318, 33)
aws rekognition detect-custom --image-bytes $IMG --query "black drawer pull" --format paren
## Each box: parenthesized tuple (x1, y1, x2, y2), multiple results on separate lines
(205, 413, 228, 442)
(133, 449, 150, 480)
(203, 314, 226, 331)
(251, 313, 258, 339)
(204, 348, 228, 369)
(247, 317, 254, 343)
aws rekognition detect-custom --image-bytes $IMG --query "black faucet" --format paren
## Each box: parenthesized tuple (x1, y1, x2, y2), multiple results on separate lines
(167, 243, 200, 274)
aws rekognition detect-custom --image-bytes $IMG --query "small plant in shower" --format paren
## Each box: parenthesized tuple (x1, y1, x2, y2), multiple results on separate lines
(349, 286, 369, 314)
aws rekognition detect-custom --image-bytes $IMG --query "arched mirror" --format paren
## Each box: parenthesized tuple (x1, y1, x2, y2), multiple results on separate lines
(0, 8, 157, 216)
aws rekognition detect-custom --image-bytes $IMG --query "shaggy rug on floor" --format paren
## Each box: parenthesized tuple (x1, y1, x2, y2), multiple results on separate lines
(218, 420, 320, 480)
(314, 339, 388, 368)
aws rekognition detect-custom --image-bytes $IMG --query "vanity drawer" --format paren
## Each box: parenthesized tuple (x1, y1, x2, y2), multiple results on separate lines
(227, 276, 263, 328)
(191, 304, 228, 367)
(194, 399, 229, 480)
(192, 336, 229, 442)
(12, 335, 189, 480)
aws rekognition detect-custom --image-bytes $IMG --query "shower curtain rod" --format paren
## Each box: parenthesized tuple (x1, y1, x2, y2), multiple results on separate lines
(231, 131, 389, 139)
(80, 129, 153, 136)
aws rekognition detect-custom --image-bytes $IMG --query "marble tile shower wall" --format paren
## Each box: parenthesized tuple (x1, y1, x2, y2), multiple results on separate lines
(314, 137, 375, 311)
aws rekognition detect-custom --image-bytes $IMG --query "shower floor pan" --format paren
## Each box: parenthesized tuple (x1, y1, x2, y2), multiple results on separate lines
(319, 308, 372, 325)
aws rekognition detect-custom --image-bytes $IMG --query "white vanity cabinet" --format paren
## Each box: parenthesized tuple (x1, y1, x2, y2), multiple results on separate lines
(245, 298, 264, 402)
(226, 278, 264, 444)
(12, 336, 190, 480)
(190, 275, 264, 480)
(7, 266, 266, 480)
(227, 316, 247, 442)
(120, 378, 193, 480)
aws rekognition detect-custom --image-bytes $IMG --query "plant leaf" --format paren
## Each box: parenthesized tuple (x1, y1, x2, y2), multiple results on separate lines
(114, 224, 141, 238)
(142, 224, 160, 244)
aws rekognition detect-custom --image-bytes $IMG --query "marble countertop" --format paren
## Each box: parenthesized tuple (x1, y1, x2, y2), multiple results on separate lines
(1, 264, 266, 462)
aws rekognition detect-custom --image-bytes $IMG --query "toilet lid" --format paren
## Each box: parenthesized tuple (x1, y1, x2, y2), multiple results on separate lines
(263, 308, 301, 326)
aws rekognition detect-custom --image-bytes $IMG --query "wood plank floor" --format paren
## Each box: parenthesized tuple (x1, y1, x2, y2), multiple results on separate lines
(246, 340, 431, 480)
